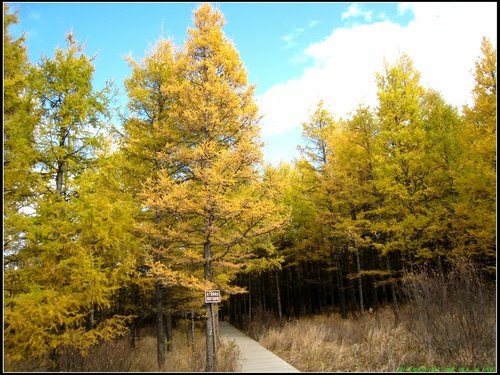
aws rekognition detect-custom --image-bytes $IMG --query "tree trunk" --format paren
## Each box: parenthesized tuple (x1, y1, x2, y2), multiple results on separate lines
(336, 252, 347, 319)
(154, 210, 165, 368)
(131, 285, 138, 348)
(261, 273, 266, 312)
(355, 245, 364, 315)
(186, 310, 195, 350)
(155, 279, 165, 369)
(329, 261, 336, 309)
(296, 263, 304, 317)
(241, 287, 247, 327)
(131, 319, 138, 349)
(307, 262, 314, 314)
(317, 263, 325, 313)
(275, 270, 282, 323)
(206, 302, 216, 372)
(287, 267, 294, 316)
(204, 241, 216, 372)
(386, 254, 399, 326)
(56, 161, 64, 196)
(166, 312, 173, 352)
(88, 306, 95, 330)
(248, 275, 252, 324)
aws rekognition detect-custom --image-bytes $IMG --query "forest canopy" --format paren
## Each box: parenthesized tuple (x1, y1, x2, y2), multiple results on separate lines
(3, 2, 496, 372)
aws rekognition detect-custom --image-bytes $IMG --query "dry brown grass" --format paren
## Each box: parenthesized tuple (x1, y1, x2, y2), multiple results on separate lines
(5, 321, 241, 372)
(258, 263, 496, 372)
(259, 307, 424, 372)
(400, 261, 496, 369)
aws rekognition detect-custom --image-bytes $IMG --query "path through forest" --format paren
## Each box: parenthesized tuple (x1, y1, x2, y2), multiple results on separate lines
(218, 321, 300, 372)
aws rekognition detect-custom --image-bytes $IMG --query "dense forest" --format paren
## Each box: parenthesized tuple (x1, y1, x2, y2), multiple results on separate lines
(3, 2, 496, 372)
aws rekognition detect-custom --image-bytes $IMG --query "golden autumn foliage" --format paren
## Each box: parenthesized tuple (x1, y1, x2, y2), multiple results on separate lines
(3, 2, 495, 371)
(4, 27, 138, 370)
(280, 43, 495, 322)
(119, 3, 289, 370)
(136, 2, 289, 295)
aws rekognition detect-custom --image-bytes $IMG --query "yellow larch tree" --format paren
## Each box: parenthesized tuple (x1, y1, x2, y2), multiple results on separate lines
(120, 37, 185, 368)
(140, 3, 289, 371)
(455, 37, 496, 271)
(4, 32, 138, 371)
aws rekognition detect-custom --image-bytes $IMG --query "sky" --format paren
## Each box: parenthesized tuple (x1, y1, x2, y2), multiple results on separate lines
(6, 2, 497, 165)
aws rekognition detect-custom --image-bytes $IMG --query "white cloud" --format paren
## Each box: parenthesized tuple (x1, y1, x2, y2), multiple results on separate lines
(280, 27, 305, 49)
(341, 4, 373, 22)
(280, 20, 321, 50)
(308, 20, 321, 28)
(397, 3, 412, 16)
(258, 2, 497, 140)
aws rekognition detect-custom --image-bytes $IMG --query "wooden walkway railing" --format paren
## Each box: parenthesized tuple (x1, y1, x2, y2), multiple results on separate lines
(218, 321, 300, 373)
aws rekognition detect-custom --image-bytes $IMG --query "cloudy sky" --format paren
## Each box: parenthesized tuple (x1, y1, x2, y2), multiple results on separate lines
(8, 2, 497, 165)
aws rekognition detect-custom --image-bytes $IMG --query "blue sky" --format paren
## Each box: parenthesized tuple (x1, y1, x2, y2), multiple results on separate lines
(7, 2, 497, 165)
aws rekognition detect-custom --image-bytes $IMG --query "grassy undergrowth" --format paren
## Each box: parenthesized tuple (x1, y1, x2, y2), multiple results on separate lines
(254, 263, 496, 372)
(5, 322, 240, 372)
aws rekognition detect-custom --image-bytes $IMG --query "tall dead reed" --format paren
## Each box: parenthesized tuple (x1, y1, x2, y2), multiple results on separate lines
(258, 260, 496, 372)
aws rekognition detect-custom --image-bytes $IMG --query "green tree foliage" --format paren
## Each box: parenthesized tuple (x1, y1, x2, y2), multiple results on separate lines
(281, 50, 491, 319)
(4, 32, 137, 370)
(120, 36, 201, 368)
(298, 100, 334, 173)
(416, 89, 463, 264)
(3, 4, 38, 272)
(296, 101, 337, 261)
(3, 4, 37, 198)
(374, 54, 428, 258)
(453, 37, 496, 270)
(3, 3, 495, 369)
(373, 54, 462, 265)
(30, 32, 112, 197)
(121, 38, 179, 193)
(324, 105, 380, 314)
(295, 101, 354, 317)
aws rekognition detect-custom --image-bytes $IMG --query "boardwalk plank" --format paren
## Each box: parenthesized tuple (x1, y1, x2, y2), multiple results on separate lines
(218, 321, 300, 373)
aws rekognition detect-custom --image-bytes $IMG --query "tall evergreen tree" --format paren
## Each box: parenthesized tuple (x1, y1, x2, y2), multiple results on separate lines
(326, 105, 380, 315)
(372, 54, 431, 322)
(121, 37, 180, 368)
(454, 37, 496, 271)
(296, 101, 351, 317)
(140, 3, 288, 371)
(416, 89, 463, 270)
(3, 3, 38, 273)
(3, 3, 36, 194)
(298, 100, 335, 173)
(3, 32, 132, 370)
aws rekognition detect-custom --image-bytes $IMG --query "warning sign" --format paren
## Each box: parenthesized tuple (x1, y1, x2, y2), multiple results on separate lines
(204, 290, 221, 303)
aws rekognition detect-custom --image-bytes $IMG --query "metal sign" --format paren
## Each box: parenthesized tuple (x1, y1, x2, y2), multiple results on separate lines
(205, 290, 221, 303)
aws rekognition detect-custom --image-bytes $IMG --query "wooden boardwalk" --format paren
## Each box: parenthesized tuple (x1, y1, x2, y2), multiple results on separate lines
(218, 321, 300, 373)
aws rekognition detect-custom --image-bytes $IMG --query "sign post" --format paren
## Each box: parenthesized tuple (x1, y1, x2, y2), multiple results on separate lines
(205, 290, 221, 303)
(205, 289, 220, 369)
